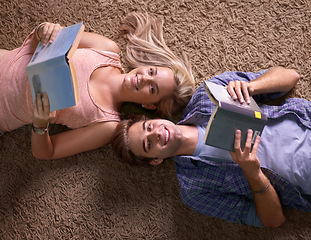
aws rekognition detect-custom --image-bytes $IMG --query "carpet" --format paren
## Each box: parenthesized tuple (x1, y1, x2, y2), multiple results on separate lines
(0, 0, 311, 239)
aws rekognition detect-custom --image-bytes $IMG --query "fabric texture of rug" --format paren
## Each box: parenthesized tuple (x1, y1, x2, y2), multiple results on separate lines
(0, 0, 311, 239)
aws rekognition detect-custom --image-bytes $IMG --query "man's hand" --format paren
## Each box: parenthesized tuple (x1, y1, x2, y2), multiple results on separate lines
(230, 129, 286, 227)
(227, 80, 254, 104)
(230, 129, 261, 176)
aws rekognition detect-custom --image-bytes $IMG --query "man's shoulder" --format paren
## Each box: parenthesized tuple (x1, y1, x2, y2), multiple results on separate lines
(179, 85, 215, 125)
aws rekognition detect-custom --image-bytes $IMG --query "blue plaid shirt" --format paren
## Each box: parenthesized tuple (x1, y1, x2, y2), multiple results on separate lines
(174, 70, 311, 227)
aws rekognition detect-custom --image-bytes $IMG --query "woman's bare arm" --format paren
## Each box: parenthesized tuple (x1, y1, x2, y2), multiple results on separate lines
(31, 121, 118, 159)
(36, 22, 120, 53)
(78, 31, 120, 54)
(31, 93, 118, 159)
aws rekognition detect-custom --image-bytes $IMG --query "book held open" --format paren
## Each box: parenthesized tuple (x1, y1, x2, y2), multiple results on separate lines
(203, 81, 267, 152)
(26, 22, 85, 112)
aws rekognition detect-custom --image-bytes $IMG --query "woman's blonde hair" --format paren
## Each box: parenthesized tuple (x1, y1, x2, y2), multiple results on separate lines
(121, 12, 195, 117)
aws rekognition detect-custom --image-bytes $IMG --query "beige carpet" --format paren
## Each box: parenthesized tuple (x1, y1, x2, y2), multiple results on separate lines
(1, 0, 311, 239)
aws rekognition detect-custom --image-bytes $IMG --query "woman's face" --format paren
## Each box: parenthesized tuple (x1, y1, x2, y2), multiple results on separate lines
(123, 66, 175, 107)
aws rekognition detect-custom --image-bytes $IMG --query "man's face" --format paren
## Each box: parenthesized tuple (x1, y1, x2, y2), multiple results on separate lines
(128, 119, 183, 161)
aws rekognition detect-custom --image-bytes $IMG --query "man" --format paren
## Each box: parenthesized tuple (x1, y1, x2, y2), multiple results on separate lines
(112, 66, 311, 228)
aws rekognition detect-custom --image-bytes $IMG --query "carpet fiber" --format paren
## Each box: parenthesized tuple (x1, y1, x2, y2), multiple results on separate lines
(1, 0, 311, 239)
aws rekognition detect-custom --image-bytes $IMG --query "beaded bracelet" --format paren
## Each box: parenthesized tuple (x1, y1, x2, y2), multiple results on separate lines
(35, 22, 46, 41)
(252, 180, 271, 194)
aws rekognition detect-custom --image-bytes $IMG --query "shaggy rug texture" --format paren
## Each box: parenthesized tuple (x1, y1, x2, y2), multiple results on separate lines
(1, 0, 311, 239)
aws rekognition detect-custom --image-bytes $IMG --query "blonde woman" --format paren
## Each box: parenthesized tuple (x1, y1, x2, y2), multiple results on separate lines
(0, 12, 195, 159)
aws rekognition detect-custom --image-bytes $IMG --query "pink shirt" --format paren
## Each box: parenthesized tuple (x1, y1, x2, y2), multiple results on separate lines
(0, 29, 123, 131)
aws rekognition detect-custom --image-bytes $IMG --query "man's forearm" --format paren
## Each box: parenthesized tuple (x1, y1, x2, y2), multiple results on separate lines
(250, 66, 300, 95)
(245, 170, 286, 228)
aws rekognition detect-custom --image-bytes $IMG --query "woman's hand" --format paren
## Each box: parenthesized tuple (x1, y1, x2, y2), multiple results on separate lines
(32, 92, 56, 128)
(36, 22, 62, 46)
(229, 129, 261, 177)
(227, 80, 254, 104)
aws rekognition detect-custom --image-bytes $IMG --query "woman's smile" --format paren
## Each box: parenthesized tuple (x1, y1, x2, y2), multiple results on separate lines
(122, 66, 175, 105)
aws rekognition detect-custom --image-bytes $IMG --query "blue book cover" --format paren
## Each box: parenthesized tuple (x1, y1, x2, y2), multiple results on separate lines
(203, 81, 267, 152)
(26, 22, 84, 112)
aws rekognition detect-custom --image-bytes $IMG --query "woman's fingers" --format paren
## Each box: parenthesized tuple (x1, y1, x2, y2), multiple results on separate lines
(35, 93, 43, 113)
(42, 92, 51, 114)
(48, 23, 61, 43)
(40, 23, 62, 46)
(32, 93, 55, 128)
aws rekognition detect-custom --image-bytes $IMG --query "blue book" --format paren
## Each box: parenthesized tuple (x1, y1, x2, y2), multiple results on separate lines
(26, 22, 85, 111)
(203, 81, 268, 152)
